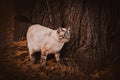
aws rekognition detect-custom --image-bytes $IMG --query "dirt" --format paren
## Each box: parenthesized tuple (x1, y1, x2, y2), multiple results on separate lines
(0, 41, 119, 80)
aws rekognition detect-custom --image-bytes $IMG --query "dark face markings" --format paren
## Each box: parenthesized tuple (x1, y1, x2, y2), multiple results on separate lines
(58, 28, 70, 40)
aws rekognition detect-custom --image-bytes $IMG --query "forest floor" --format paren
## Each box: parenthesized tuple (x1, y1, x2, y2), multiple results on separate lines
(0, 41, 119, 80)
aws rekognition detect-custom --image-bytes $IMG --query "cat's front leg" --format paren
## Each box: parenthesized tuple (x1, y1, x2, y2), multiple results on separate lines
(55, 52, 60, 62)
(40, 51, 47, 66)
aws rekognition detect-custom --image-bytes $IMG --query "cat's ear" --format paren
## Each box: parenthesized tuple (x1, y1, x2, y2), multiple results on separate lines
(57, 27, 62, 34)
(67, 27, 70, 31)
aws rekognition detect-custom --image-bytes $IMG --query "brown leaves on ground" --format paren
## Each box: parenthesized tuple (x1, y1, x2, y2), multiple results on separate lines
(1, 40, 115, 80)
(7, 41, 81, 80)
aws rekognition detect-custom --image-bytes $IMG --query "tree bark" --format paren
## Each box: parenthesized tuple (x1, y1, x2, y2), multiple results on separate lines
(14, 0, 120, 73)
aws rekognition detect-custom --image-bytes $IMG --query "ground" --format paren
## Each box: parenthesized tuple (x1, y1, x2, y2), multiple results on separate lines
(0, 41, 118, 80)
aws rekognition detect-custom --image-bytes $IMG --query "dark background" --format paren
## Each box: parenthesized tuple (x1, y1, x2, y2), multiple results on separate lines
(0, 0, 120, 80)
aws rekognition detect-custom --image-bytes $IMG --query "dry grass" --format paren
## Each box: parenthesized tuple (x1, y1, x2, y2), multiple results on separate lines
(0, 40, 117, 80)
(7, 41, 81, 80)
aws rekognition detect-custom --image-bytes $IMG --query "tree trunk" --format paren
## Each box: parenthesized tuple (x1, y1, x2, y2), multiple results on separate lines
(14, 0, 120, 73)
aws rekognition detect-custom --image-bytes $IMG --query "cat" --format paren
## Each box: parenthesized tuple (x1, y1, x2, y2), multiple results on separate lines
(27, 24, 70, 65)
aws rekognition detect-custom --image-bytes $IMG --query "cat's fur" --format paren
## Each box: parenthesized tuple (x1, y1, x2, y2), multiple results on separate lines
(27, 24, 70, 65)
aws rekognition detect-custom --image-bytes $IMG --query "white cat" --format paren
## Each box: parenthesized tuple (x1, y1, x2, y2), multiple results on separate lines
(27, 24, 70, 65)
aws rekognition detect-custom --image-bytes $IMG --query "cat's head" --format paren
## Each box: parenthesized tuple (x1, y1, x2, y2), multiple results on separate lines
(57, 27, 70, 42)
